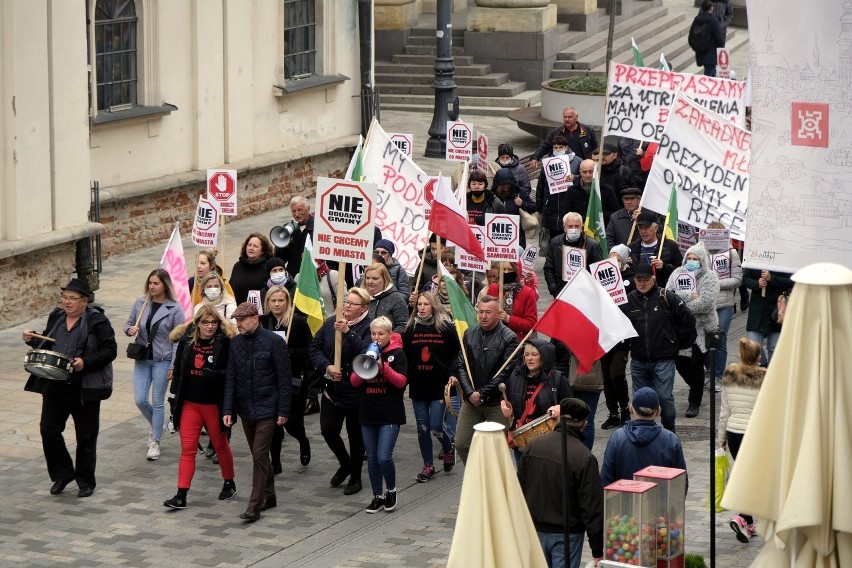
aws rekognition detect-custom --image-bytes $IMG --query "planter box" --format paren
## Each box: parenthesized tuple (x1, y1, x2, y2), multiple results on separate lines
(540, 80, 605, 128)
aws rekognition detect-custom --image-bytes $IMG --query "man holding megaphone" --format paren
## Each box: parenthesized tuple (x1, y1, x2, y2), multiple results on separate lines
(272, 196, 314, 280)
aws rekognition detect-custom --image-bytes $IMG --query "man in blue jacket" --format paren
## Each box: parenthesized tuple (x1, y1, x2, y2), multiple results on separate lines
(600, 388, 688, 489)
(224, 302, 291, 522)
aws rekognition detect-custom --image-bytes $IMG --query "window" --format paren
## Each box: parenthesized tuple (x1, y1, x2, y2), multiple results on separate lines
(94, 0, 138, 111)
(284, 0, 316, 79)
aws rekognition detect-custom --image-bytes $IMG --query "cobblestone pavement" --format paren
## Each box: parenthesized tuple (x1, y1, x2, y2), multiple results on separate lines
(0, 21, 757, 565)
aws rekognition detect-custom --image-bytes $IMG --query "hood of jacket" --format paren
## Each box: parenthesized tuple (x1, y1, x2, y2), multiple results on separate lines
(527, 338, 556, 374)
(623, 419, 664, 446)
(721, 362, 766, 388)
(382, 332, 404, 353)
(683, 241, 711, 277)
(169, 318, 238, 342)
(494, 154, 520, 169)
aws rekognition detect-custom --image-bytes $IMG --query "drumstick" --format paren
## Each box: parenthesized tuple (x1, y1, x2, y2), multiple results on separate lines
(30, 333, 55, 343)
(498, 383, 509, 402)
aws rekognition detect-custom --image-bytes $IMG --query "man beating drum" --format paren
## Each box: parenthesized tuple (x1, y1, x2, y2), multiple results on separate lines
(22, 278, 117, 498)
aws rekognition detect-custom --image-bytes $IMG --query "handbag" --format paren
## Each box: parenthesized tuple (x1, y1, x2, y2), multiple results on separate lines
(126, 299, 161, 360)
(707, 447, 731, 512)
(519, 209, 539, 232)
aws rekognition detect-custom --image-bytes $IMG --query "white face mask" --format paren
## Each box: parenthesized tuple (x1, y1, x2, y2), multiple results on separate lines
(565, 229, 582, 242)
(204, 287, 221, 300)
(553, 150, 566, 157)
(499, 158, 512, 166)
(270, 272, 288, 285)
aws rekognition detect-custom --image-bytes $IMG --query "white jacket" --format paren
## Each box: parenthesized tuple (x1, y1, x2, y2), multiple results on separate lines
(717, 363, 765, 440)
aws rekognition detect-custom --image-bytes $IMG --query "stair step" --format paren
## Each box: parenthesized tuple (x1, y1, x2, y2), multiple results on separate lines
(568, 14, 686, 70)
(375, 71, 513, 87)
(380, 92, 539, 109)
(404, 44, 466, 56)
(407, 35, 466, 48)
(666, 30, 748, 75)
(392, 53, 476, 66)
(379, 103, 522, 118)
(380, 81, 528, 98)
(375, 62, 493, 76)
(557, 6, 670, 61)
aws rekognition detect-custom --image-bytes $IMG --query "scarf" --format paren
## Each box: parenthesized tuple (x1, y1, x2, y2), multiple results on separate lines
(502, 282, 522, 316)
(415, 314, 435, 327)
(346, 308, 369, 328)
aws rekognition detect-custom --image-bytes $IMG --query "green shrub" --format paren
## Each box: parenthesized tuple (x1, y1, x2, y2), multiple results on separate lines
(548, 76, 607, 94)
(685, 553, 708, 568)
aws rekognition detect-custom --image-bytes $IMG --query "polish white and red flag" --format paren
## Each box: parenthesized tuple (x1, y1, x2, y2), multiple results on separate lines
(428, 174, 486, 260)
(534, 269, 637, 374)
(159, 224, 193, 319)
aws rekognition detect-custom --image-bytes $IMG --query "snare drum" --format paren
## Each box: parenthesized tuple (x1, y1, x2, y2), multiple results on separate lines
(511, 414, 557, 449)
(25, 349, 74, 381)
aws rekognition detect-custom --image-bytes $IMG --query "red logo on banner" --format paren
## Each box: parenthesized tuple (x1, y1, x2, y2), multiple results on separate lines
(791, 102, 829, 148)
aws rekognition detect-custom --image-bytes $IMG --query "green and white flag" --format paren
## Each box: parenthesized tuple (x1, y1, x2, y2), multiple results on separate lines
(439, 263, 478, 341)
(584, 164, 609, 257)
(293, 235, 326, 335)
(631, 37, 645, 67)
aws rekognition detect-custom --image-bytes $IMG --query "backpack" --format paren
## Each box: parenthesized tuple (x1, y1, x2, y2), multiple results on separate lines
(688, 19, 713, 52)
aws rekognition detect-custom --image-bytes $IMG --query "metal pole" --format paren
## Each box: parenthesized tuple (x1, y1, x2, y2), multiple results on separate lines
(561, 416, 571, 568)
(425, 0, 458, 158)
(709, 344, 717, 568)
(358, 0, 375, 138)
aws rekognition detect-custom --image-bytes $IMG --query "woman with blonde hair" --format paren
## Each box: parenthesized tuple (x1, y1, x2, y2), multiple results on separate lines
(195, 272, 237, 324)
(189, 249, 235, 307)
(717, 337, 765, 543)
(162, 304, 237, 509)
(361, 262, 409, 333)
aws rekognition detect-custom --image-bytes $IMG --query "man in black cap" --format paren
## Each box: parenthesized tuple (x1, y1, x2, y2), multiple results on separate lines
(592, 143, 636, 195)
(605, 187, 643, 250)
(223, 302, 291, 522)
(518, 398, 604, 568)
(628, 210, 683, 287)
(22, 278, 117, 498)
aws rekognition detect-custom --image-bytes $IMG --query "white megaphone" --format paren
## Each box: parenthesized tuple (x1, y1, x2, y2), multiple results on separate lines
(269, 220, 299, 248)
(353, 342, 382, 380)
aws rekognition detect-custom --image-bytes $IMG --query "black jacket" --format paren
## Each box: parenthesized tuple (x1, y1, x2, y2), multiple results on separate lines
(25, 306, 117, 401)
(229, 255, 271, 304)
(532, 123, 598, 161)
(260, 310, 315, 383)
(691, 10, 726, 66)
(309, 314, 372, 408)
(503, 339, 573, 426)
(543, 233, 604, 297)
(368, 287, 410, 334)
(564, 179, 620, 227)
(492, 168, 537, 249)
(466, 190, 506, 227)
(455, 323, 519, 405)
(224, 326, 291, 421)
(605, 208, 639, 249)
(599, 156, 636, 196)
(518, 423, 604, 557)
(275, 214, 315, 279)
(535, 153, 582, 232)
(621, 284, 697, 360)
(171, 326, 232, 431)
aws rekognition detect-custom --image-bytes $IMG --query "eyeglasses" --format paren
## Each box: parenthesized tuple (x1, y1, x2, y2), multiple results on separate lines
(199, 320, 219, 327)
(60, 295, 84, 302)
(342, 300, 366, 307)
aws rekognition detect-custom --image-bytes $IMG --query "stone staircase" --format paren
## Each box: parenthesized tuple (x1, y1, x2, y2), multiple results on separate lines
(376, 28, 542, 117)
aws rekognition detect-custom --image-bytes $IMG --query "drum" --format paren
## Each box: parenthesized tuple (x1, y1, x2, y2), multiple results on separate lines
(25, 349, 73, 381)
(511, 414, 557, 449)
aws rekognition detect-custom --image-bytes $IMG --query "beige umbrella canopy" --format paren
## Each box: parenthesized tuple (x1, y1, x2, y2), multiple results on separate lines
(448, 422, 548, 568)
(722, 263, 852, 567)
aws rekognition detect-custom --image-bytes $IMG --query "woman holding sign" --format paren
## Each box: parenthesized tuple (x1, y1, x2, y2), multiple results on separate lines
(704, 221, 743, 392)
(485, 262, 538, 340)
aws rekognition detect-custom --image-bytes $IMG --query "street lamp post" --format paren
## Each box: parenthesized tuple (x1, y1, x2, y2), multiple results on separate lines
(425, 0, 458, 157)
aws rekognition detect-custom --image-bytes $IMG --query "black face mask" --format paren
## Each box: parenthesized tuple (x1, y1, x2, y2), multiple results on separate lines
(502, 272, 517, 284)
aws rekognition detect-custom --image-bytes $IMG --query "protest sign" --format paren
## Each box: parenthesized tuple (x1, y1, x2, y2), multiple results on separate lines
(673, 272, 696, 293)
(312, 177, 377, 264)
(388, 133, 413, 157)
(699, 228, 731, 250)
(562, 246, 586, 282)
(361, 121, 430, 276)
(677, 221, 699, 253)
(247, 290, 264, 315)
(521, 245, 539, 272)
(477, 132, 489, 172)
(446, 121, 473, 162)
(605, 62, 746, 143)
(484, 213, 519, 262)
(542, 155, 575, 194)
(716, 48, 731, 79)
(590, 259, 627, 305)
(191, 197, 220, 247)
(458, 225, 489, 272)
(711, 252, 731, 279)
(642, 92, 750, 240)
(207, 169, 237, 216)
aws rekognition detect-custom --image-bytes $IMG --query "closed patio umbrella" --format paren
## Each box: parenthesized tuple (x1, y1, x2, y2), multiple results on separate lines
(722, 263, 852, 567)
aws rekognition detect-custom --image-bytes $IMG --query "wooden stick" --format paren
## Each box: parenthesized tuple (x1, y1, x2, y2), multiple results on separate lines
(498, 268, 505, 311)
(489, 327, 536, 382)
(284, 305, 295, 345)
(436, 236, 443, 271)
(626, 209, 640, 245)
(412, 242, 429, 297)
(458, 335, 476, 390)
(219, 216, 226, 271)
(333, 262, 347, 375)
(30, 332, 55, 343)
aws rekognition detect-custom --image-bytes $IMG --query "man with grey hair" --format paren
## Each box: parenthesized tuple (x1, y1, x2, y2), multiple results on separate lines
(543, 212, 603, 297)
(564, 159, 620, 227)
(530, 107, 598, 166)
(274, 196, 314, 279)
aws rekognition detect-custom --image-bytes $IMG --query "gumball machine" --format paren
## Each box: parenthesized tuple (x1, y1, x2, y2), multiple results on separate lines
(602, 480, 658, 567)
(633, 466, 687, 568)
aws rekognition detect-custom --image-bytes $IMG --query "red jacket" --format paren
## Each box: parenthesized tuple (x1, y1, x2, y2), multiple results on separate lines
(486, 283, 538, 340)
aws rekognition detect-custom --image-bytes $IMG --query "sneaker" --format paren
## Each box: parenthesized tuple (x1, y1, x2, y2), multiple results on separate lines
(383, 489, 397, 512)
(685, 404, 700, 418)
(147, 441, 161, 461)
(443, 446, 456, 473)
(218, 480, 237, 501)
(163, 494, 187, 509)
(601, 414, 621, 430)
(730, 514, 751, 543)
(715, 380, 723, 393)
(416, 465, 436, 483)
(365, 495, 385, 514)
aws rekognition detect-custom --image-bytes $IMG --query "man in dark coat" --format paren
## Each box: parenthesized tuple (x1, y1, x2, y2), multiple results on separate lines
(530, 106, 599, 167)
(690, 0, 726, 77)
(543, 212, 604, 297)
(564, 159, 620, 227)
(606, 187, 642, 250)
(274, 196, 314, 279)
(23, 278, 117, 498)
(628, 210, 683, 288)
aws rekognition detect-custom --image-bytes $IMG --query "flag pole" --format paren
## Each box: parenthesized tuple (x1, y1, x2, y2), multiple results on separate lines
(285, 304, 295, 345)
(626, 213, 639, 245)
(333, 261, 348, 374)
(498, 267, 505, 311)
(412, 241, 429, 297)
(489, 327, 536, 382)
(220, 216, 226, 270)
(458, 335, 476, 390)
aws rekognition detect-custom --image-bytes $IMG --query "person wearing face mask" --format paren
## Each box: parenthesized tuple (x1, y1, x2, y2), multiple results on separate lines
(259, 258, 296, 306)
(465, 170, 505, 227)
(665, 242, 720, 418)
(536, 136, 581, 240)
(491, 168, 537, 249)
(494, 143, 531, 194)
(485, 262, 538, 341)
(564, 159, 620, 227)
(195, 273, 238, 326)
(543, 212, 604, 298)
(189, 249, 235, 307)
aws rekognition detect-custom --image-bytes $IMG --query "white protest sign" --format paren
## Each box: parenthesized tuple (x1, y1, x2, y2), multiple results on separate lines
(677, 221, 699, 253)
(458, 225, 489, 272)
(699, 228, 731, 250)
(521, 245, 539, 271)
(562, 246, 586, 282)
(642, 92, 750, 239)
(484, 213, 520, 262)
(446, 120, 473, 162)
(673, 272, 696, 292)
(605, 62, 746, 143)
(590, 258, 627, 305)
(312, 177, 377, 264)
(207, 169, 237, 216)
(191, 196, 220, 247)
(388, 133, 413, 157)
(711, 252, 731, 279)
(361, 121, 429, 276)
(477, 131, 489, 172)
(717, 48, 731, 79)
(542, 155, 575, 194)
(247, 290, 264, 315)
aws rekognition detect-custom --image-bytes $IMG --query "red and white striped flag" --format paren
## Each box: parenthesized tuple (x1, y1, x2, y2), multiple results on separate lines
(428, 174, 486, 260)
(159, 224, 193, 319)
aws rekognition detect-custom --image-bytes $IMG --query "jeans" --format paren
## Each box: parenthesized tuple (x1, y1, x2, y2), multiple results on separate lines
(631, 358, 676, 431)
(574, 390, 600, 450)
(537, 531, 584, 568)
(746, 330, 780, 365)
(133, 359, 171, 442)
(715, 306, 735, 379)
(444, 395, 461, 442)
(411, 399, 454, 466)
(361, 424, 400, 496)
